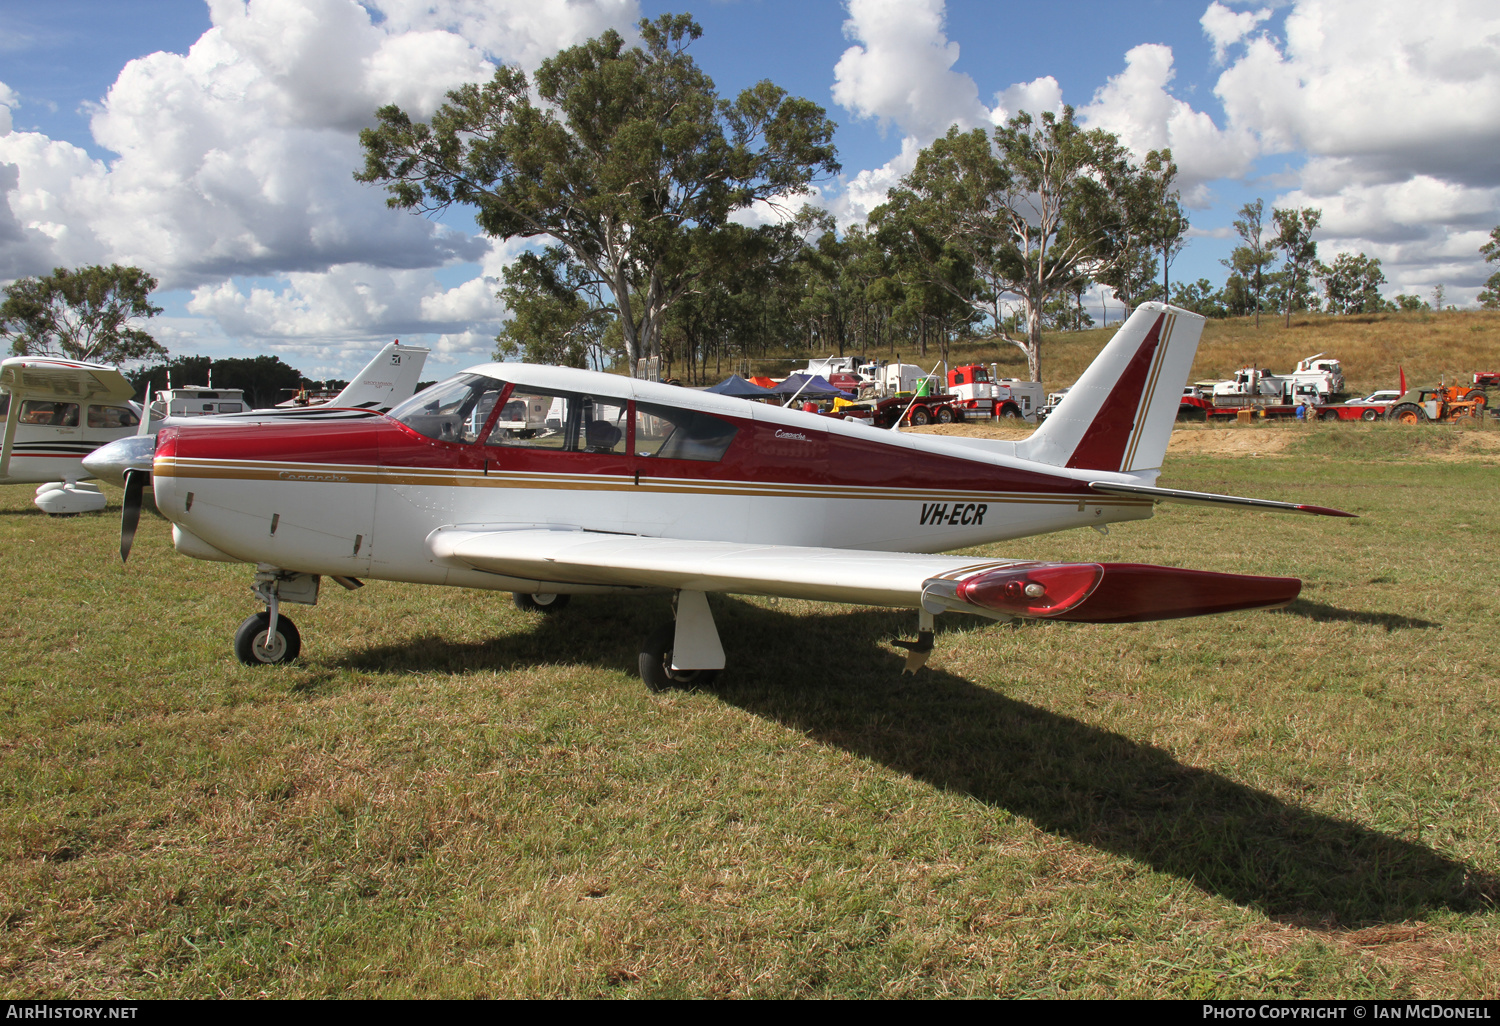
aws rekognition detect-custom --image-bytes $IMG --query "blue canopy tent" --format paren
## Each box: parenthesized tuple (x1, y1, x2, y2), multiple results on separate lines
(706, 374, 779, 399)
(769, 373, 854, 401)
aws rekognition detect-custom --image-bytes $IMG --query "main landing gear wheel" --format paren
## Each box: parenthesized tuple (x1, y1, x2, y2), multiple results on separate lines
(638, 623, 719, 693)
(513, 592, 571, 613)
(234, 611, 301, 666)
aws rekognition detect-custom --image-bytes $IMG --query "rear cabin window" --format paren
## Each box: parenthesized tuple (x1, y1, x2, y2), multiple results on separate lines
(87, 405, 141, 428)
(634, 402, 737, 461)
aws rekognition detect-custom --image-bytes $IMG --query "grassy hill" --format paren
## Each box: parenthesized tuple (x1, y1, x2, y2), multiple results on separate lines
(799, 308, 1500, 396)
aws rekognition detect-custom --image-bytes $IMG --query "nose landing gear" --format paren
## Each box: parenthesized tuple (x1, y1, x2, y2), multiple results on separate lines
(234, 568, 330, 666)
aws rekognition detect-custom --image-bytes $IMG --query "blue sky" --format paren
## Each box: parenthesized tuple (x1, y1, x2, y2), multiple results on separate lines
(1, 0, 1497, 380)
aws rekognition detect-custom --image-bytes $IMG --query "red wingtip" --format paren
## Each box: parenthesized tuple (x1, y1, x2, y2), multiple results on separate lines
(957, 562, 1301, 623)
(1296, 503, 1359, 518)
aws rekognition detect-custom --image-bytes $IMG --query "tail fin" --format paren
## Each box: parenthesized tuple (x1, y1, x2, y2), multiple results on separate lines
(1016, 303, 1204, 474)
(328, 341, 430, 411)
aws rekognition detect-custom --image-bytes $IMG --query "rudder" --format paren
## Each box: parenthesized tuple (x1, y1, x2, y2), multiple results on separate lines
(1016, 302, 1204, 474)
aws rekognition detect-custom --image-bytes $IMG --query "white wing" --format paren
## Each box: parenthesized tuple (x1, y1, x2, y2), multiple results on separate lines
(428, 527, 1302, 624)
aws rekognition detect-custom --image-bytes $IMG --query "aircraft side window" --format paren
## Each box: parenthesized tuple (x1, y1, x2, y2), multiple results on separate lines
(21, 400, 80, 426)
(390, 373, 507, 444)
(486, 390, 628, 454)
(634, 402, 737, 461)
(87, 405, 141, 429)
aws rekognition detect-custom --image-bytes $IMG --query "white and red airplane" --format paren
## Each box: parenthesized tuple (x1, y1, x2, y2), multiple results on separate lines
(1, 357, 145, 514)
(12, 341, 428, 515)
(88, 303, 1352, 687)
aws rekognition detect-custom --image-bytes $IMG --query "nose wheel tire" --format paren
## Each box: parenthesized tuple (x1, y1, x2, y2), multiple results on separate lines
(513, 592, 571, 613)
(638, 623, 719, 693)
(234, 611, 301, 665)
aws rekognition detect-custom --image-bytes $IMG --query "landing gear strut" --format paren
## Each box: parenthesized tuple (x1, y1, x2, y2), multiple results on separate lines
(234, 568, 327, 666)
(639, 590, 724, 693)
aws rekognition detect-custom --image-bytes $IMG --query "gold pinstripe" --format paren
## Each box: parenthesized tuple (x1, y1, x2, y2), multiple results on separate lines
(153, 457, 1154, 509)
(1121, 311, 1176, 472)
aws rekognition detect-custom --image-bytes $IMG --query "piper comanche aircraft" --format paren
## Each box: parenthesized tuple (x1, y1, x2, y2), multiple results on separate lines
(87, 303, 1352, 688)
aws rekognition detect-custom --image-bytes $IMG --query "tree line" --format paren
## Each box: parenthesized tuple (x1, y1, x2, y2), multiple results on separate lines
(5, 14, 1498, 388)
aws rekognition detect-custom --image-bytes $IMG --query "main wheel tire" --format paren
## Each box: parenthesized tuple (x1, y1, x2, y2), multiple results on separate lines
(638, 623, 719, 693)
(513, 592, 571, 613)
(936, 406, 955, 424)
(1362, 408, 1378, 421)
(234, 611, 301, 666)
(1392, 403, 1425, 424)
(909, 408, 932, 426)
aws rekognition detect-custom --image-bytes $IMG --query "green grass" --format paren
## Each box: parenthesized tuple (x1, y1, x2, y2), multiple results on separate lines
(1, 440, 1498, 998)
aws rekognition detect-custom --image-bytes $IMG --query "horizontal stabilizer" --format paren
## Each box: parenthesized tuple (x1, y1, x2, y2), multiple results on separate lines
(1088, 482, 1356, 518)
(922, 561, 1301, 623)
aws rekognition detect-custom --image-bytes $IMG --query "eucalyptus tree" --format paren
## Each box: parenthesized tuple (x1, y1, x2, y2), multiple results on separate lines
(494, 247, 610, 368)
(1479, 225, 1500, 309)
(1271, 206, 1321, 326)
(880, 108, 1178, 384)
(356, 14, 839, 376)
(1, 264, 166, 363)
(1318, 253, 1387, 314)
(1223, 199, 1277, 327)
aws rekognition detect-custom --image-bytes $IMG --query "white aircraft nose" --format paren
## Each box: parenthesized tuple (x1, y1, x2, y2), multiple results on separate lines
(82, 434, 157, 487)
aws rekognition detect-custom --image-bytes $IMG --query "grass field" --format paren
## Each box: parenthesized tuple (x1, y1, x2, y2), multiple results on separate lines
(1, 419, 1498, 998)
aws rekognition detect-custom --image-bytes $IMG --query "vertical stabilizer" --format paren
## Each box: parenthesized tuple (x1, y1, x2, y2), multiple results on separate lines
(328, 341, 430, 411)
(1016, 303, 1204, 474)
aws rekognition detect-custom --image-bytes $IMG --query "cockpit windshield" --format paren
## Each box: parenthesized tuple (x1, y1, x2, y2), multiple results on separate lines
(389, 374, 506, 443)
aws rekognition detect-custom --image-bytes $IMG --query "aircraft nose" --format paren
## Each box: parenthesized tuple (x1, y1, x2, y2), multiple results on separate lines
(83, 434, 157, 487)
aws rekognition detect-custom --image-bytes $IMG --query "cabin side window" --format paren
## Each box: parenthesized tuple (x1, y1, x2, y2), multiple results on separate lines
(634, 402, 738, 462)
(21, 400, 79, 426)
(87, 405, 141, 429)
(485, 388, 629, 454)
(390, 374, 507, 443)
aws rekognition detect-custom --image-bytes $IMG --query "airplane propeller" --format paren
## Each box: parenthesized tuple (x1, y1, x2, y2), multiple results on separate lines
(120, 468, 148, 562)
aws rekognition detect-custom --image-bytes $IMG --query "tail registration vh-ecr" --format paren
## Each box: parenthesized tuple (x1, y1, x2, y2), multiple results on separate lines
(86, 303, 1352, 689)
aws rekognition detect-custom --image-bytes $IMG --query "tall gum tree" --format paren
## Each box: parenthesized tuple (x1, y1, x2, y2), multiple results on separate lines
(1, 265, 166, 364)
(880, 109, 1181, 384)
(356, 14, 839, 376)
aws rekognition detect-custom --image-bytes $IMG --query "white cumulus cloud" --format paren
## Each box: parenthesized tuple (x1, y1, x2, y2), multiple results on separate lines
(1212, 0, 1500, 301)
(1078, 42, 1260, 207)
(0, 0, 643, 371)
(831, 0, 988, 142)
(1200, 2, 1273, 64)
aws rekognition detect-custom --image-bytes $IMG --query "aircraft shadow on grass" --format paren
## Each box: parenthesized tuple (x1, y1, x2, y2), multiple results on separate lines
(338, 594, 1493, 927)
(1273, 598, 1439, 631)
